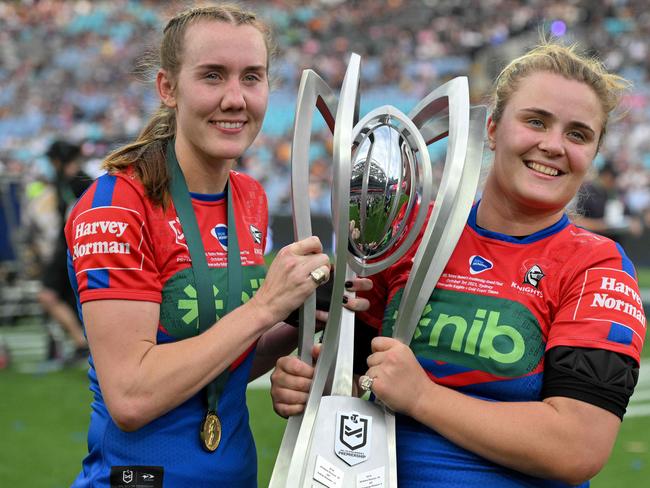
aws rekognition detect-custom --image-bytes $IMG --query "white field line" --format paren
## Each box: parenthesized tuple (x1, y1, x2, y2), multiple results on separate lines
(627, 365, 650, 418)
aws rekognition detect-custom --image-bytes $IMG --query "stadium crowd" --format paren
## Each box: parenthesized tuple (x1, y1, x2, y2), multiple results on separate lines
(1, 0, 649, 265)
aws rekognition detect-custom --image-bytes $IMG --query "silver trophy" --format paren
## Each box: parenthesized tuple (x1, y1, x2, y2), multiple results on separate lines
(270, 53, 486, 488)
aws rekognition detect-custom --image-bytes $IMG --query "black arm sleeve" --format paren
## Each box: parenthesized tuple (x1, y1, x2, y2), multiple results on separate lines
(541, 346, 639, 420)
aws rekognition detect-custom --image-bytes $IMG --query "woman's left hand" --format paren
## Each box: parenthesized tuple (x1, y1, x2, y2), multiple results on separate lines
(362, 336, 431, 416)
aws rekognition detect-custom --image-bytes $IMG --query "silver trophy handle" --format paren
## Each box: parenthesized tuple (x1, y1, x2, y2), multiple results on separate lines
(269, 69, 338, 488)
(284, 53, 362, 487)
(290, 69, 338, 362)
(393, 79, 485, 344)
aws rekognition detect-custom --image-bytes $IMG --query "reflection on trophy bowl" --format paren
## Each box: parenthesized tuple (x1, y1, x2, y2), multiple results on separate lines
(348, 118, 421, 262)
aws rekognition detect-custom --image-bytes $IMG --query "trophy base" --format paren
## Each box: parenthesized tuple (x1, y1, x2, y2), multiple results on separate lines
(295, 395, 396, 488)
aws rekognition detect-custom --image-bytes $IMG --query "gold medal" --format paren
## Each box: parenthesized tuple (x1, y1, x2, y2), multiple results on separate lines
(200, 411, 222, 452)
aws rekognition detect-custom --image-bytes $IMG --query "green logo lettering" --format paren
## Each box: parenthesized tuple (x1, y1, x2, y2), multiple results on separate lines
(429, 313, 467, 351)
(478, 311, 525, 364)
(383, 289, 544, 377)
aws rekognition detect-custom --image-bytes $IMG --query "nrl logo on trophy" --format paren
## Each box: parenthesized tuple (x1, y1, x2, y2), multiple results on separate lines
(269, 53, 487, 488)
(335, 411, 371, 465)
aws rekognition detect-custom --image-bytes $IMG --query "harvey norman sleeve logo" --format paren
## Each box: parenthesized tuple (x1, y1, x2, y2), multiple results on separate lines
(574, 267, 647, 334)
(72, 206, 145, 273)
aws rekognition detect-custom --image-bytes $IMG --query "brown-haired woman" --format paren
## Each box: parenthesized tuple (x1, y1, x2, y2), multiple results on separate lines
(65, 3, 369, 486)
(271, 40, 646, 487)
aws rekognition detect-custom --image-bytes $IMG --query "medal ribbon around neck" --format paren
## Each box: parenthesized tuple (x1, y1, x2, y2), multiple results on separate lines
(166, 139, 243, 451)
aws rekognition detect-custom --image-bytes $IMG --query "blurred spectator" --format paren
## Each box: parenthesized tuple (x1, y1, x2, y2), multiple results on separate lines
(38, 139, 92, 364)
(22, 178, 60, 277)
(574, 161, 643, 243)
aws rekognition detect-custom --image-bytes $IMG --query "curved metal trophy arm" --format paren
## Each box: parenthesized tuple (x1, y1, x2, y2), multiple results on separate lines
(269, 69, 338, 488)
(392, 76, 485, 344)
(291, 69, 338, 362)
(285, 53, 362, 487)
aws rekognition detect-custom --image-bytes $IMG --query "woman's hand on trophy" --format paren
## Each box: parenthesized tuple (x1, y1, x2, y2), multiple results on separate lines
(313, 277, 373, 330)
(249, 236, 330, 326)
(362, 336, 432, 417)
(282, 276, 373, 328)
(270, 344, 321, 418)
(342, 277, 373, 312)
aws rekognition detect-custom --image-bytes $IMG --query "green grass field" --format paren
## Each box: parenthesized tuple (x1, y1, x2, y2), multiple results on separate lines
(0, 367, 287, 487)
(637, 268, 650, 288)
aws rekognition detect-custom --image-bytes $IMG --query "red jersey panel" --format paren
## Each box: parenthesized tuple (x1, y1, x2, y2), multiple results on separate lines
(67, 169, 267, 305)
(360, 203, 645, 399)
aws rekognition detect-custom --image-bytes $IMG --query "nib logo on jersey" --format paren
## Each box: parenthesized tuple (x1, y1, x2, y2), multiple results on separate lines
(469, 255, 493, 275)
(210, 224, 228, 250)
(385, 289, 545, 377)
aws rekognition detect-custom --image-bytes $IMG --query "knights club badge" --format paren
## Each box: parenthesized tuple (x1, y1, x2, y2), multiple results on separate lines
(524, 264, 545, 288)
(334, 411, 372, 466)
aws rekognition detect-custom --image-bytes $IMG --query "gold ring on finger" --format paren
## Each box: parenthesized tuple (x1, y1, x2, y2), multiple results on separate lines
(309, 267, 328, 286)
(359, 375, 374, 392)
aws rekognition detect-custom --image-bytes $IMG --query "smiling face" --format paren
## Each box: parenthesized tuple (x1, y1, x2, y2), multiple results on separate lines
(484, 71, 604, 226)
(158, 19, 269, 173)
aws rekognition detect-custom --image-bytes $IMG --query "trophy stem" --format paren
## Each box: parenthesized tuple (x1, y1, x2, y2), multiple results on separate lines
(330, 266, 357, 396)
(269, 68, 339, 488)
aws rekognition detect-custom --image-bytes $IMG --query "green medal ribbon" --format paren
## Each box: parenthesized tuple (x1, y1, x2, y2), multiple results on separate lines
(165, 140, 242, 451)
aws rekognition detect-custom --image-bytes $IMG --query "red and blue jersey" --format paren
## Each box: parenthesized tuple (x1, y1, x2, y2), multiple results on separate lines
(359, 202, 646, 487)
(65, 169, 268, 487)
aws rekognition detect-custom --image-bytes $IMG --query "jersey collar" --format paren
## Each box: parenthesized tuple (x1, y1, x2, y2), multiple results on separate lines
(468, 200, 570, 244)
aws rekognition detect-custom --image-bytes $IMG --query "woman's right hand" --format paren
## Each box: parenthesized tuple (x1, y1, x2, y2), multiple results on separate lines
(270, 344, 320, 418)
(249, 236, 330, 326)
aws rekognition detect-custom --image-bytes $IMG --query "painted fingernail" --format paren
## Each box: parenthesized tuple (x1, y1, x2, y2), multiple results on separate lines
(342, 295, 349, 304)
(345, 281, 353, 289)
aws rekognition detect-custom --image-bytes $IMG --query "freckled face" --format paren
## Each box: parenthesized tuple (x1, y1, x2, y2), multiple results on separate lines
(486, 72, 604, 216)
(162, 20, 269, 168)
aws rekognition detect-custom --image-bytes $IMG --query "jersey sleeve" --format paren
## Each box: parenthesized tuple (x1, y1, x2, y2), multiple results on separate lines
(65, 173, 162, 304)
(549, 240, 646, 364)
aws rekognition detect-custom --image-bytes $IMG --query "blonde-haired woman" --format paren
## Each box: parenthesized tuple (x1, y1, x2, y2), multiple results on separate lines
(271, 41, 646, 487)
